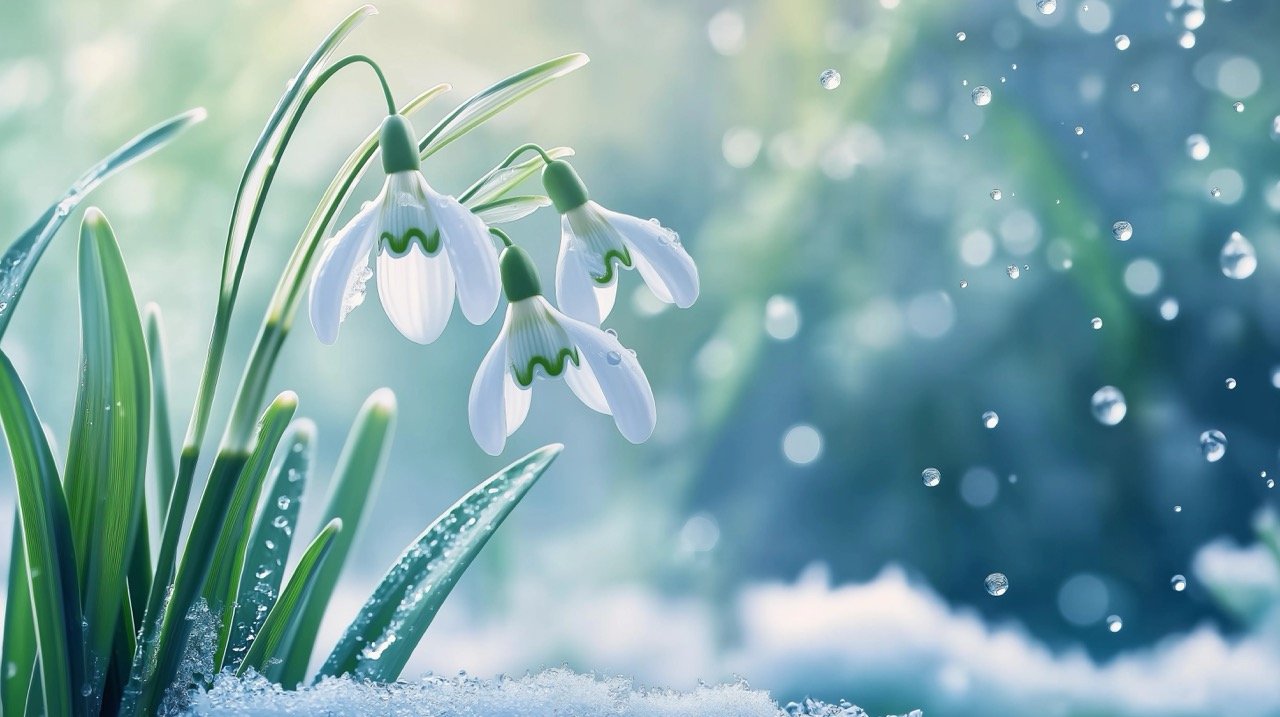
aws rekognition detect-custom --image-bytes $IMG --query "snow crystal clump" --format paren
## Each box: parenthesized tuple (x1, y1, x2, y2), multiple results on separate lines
(188, 668, 895, 717)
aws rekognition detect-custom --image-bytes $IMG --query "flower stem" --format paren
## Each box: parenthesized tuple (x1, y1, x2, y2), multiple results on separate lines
(489, 226, 515, 248)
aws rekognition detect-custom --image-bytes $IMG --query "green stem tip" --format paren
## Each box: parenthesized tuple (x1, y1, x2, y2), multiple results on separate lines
(500, 245, 542, 302)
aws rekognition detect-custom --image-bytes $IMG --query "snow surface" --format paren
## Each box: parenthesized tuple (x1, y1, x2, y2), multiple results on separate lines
(189, 668, 915, 716)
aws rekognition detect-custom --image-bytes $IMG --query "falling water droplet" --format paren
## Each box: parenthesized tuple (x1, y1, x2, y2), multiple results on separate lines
(1159, 297, 1180, 321)
(1106, 615, 1123, 632)
(1114, 34, 1131, 50)
(959, 279, 969, 289)
(1220, 231, 1257, 279)
(1225, 377, 1237, 390)
(1112, 221, 1133, 242)
(818, 69, 841, 90)
(1171, 575, 1187, 592)
(982, 411, 1000, 429)
(1174, 505, 1182, 513)
(1269, 479, 1276, 489)
(1209, 186, 1222, 198)
(1006, 265, 1020, 279)
(922, 467, 942, 487)
(1130, 82, 1141, 92)
(1074, 125, 1085, 136)
(1090, 317, 1103, 330)
(1036, 0, 1057, 15)
(1199, 430, 1227, 462)
(990, 188, 1003, 201)
(971, 85, 993, 106)
(1233, 101, 1245, 113)
(1186, 134, 1210, 160)
(956, 31, 967, 41)
(1090, 386, 1127, 426)
(1179, 31, 1196, 49)
(985, 572, 1009, 596)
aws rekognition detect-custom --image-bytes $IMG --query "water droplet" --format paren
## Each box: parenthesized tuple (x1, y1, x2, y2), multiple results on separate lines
(255, 567, 272, 579)
(1130, 82, 1141, 92)
(1179, 31, 1196, 49)
(956, 31, 966, 41)
(1090, 386, 1127, 426)
(1233, 101, 1245, 113)
(341, 264, 373, 320)
(971, 85, 992, 106)
(1036, 0, 1057, 15)
(1114, 34, 1130, 50)
(1006, 265, 1020, 279)
(1171, 574, 1187, 592)
(1269, 479, 1276, 489)
(922, 467, 942, 487)
(1210, 186, 1222, 198)
(1225, 377, 1237, 390)
(1220, 231, 1257, 279)
(606, 350, 622, 366)
(1174, 505, 1182, 513)
(982, 410, 1000, 429)
(1186, 134, 1210, 160)
(962, 133, 971, 141)
(1112, 221, 1132, 242)
(818, 69, 841, 90)
(1074, 125, 1085, 136)
(1159, 297, 1180, 321)
(985, 572, 1009, 596)
(959, 279, 969, 289)
(1106, 615, 1123, 632)
(276, 495, 291, 510)
(1200, 430, 1227, 462)
(990, 188, 1003, 201)
(1090, 317, 1103, 330)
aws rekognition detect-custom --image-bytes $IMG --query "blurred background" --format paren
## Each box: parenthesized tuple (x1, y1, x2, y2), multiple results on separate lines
(3, 0, 1280, 713)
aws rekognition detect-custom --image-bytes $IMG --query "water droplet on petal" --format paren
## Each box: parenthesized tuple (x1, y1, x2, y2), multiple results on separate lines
(818, 69, 841, 90)
(922, 467, 941, 487)
(1200, 430, 1227, 462)
(972, 85, 993, 106)
(1220, 231, 1257, 279)
(1171, 574, 1187, 592)
(1090, 386, 1127, 426)
(606, 350, 622, 366)
(982, 411, 999, 429)
(985, 572, 1009, 596)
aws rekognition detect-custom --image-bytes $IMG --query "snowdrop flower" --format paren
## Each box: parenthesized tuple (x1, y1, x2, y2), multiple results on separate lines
(542, 159, 699, 325)
(309, 114, 500, 345)
(469, 242, 656, 455)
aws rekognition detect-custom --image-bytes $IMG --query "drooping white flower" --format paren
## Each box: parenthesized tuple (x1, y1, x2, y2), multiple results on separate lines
(309, 114, 500, 345)
(542, 159, 699, 325)
(469, 244, 656, 455)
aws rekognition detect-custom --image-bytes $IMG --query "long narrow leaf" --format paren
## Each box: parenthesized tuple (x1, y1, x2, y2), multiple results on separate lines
(419, 53, 589, 158)
(1, 517, 36, 715)
(320, 444, 561, 681)
(237, 519, 342, 682)
(0, 108, 204, 341)
(276, 390, 395, 687)
(0, 351, 83, 716)
(144, 303, 177, 523)
(60, 209, 151, 711)
(471, 195, 551, 225)
(223, 419, 314, 672)
(459, 146, 574, 206)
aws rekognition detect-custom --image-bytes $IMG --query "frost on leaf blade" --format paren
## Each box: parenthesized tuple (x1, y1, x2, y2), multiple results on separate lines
(320, 445, 561, 682)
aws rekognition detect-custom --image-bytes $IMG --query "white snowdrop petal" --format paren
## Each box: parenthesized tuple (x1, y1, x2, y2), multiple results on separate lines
(561, 314, 656, 443)
(555, 227, 616, 325)
(469, 328, 511, 456)
(375, 244, 455, 345)
(503, 371, 533, 434)
(308, 205, 377, 344)
(564, 357, 610, 415)
(607, 209, 699, 308)
(427, 184, 501, 325)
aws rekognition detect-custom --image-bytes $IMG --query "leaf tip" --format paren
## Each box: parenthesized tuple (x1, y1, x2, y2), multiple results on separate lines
(358, 3, 379, 17)
(290, 416, 318, 443)
(184, 107, 210, 125)
(367, 387, 397, 416)
(273, 390, 301, 412)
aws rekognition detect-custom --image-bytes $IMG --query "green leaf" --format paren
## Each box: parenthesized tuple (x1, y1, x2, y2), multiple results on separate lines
(1, 516, 36, 716)
(0, 351, 83, 716)
(472, 195, 552, 225)
(143, 303, 177, 522)
(459, 146, 574, 206)
(204, 393, 298, 671)
(276, 390, 396, 687)
(0, 108, 204, 341)
(223, 419, 313, 672)
(419, 53, 589, 159)
(319, 444, 561, 682)
(60, 209, 151, 710)
(236, 519, 342, 682)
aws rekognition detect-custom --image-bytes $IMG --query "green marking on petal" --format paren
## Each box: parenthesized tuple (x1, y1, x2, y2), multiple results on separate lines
(512, 347, 579, 388)
(380, 228, 440, 256)
(592, 247, 633, 285)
